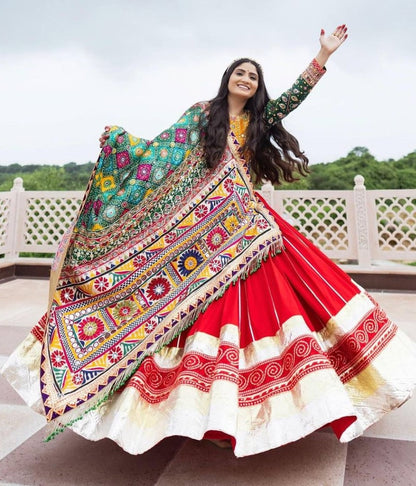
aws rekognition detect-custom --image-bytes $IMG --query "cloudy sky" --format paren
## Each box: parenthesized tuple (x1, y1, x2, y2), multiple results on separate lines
(1, 0, 415, 167)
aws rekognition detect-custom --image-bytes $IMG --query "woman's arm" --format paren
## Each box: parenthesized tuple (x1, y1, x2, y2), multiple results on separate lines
(265, 25, 348, 126)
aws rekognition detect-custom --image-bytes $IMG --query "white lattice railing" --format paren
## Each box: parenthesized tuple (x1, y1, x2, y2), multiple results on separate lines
(0, 178, 83, 259)
(1, 176, 415, 269)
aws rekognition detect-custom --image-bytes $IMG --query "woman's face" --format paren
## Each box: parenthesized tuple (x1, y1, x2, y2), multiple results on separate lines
(227, 62, 259, 101)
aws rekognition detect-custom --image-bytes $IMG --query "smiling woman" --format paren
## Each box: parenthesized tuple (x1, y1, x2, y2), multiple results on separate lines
(2, 25, 416, 458)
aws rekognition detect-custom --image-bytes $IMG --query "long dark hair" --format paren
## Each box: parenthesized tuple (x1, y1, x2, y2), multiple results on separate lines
(201, 58, 309, 185)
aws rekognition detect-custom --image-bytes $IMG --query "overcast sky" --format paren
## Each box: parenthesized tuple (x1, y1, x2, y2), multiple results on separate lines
(1, 0, 415, 168)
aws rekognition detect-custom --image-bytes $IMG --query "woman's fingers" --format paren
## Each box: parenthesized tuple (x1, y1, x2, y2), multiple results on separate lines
(332, 24, 348, 41)
(99, 132, 110, 148)
(319, 24, 348, 55)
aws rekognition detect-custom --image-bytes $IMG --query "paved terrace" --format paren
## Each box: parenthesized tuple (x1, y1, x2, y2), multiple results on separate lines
(0, 278, 415, 486)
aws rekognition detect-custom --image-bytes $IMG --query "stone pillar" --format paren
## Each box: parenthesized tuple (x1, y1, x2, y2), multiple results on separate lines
(260, 181, 274, 206)
(8, 177, 25, 260)
(353, 175, 372, 268)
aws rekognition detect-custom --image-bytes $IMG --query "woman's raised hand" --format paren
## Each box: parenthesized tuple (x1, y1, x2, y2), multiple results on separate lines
(315, 24, 348, 68)
(99, 126, 111, 148)
(320, 25, 348, 55)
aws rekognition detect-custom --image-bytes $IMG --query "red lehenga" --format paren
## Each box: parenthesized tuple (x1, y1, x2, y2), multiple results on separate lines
(2, 60, 416, 457)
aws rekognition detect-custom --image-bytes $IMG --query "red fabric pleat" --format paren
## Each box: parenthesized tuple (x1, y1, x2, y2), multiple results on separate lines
(169, 194, 360, 348)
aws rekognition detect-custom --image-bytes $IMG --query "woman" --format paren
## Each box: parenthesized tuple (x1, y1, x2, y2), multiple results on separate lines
(3, 25, 416, 458)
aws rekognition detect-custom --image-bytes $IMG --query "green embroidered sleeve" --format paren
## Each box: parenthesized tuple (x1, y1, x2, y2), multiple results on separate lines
(264, 59, 326, 126)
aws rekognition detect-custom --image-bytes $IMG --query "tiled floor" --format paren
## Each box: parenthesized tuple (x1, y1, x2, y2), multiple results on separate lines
(0, 279, 415, 486)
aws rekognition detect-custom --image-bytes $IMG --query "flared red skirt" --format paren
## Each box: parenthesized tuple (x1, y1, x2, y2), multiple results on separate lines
(3, 199, 416, 457)
(67, 202, 416, 456)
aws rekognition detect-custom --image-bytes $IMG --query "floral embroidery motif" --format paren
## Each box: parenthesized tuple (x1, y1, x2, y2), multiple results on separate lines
(94, 276, 110, 292)
(152, 167, 165, 181)
(97, 174, 116, 192)
(113, 300, 137, 322)
(107, 346, 123, 364)
(147, 276, 171, 300)
(103, 145, 112, 157)
(223, 178, 234, 193)
(145, 319, 157, 334)
(72, 372, 84, 386)
(171, 147, 185, 166)
(208, 258, 222, 272)
(78, 317, 105, 342)
(133, 254, 147, 268)
(164, 232, 177, 244)
(60, 287, 75, 304)
(256, 217, 269, 230)
(178, 249, 204, 277)
(51, 350, 66, 368)
(102, 205, 119, 222)
(175, 128, 187, 143)
(206, 227, 228, 251)
(137, 164, 152, 181)
(116, 151, 130, 169)
(194, 203, 209, 220)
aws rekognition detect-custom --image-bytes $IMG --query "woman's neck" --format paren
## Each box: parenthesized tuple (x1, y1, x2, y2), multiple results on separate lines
(227, 95, 247, 117)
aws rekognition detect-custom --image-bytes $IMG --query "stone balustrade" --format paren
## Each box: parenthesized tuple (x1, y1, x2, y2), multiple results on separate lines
(1, 177, 415, 270)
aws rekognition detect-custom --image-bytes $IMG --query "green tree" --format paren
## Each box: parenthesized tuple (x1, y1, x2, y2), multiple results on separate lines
(1, 148, 415, 192)
(21, 166, 68, 190)
(307, 146, 407, 190)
